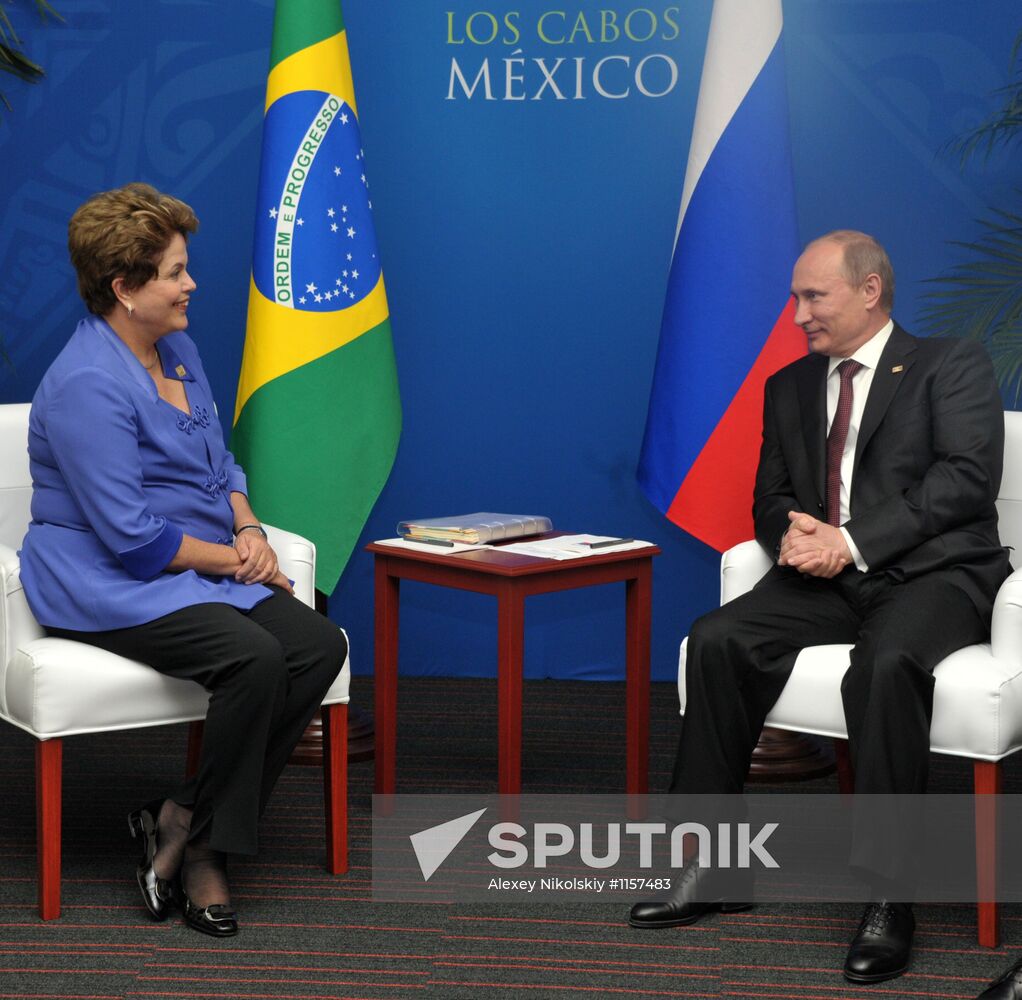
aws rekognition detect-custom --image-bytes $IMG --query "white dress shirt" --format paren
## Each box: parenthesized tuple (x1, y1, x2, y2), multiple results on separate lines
(826, 319, 894, 572)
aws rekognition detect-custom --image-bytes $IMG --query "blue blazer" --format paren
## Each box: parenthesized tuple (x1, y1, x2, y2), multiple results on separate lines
(20, 315, 272, 631)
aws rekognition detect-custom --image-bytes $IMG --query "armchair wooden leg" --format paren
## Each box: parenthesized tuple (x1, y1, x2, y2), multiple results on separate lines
(975, 759, 1001, 948)
(35, 738, 62, 921)
(322, 703, 348, 875)
(833, 738, 854, 794)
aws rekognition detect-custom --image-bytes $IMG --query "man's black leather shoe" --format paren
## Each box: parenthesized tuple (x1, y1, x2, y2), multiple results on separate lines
(628, 859, 753, 929)
(976, 957, 1022, 999)
(843, 901, 914, 983)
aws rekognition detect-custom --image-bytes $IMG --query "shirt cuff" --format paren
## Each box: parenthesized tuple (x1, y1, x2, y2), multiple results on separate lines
(119, 519, 184, 580)
(840, 526, 869, 573)
(227, 469, 248, 495)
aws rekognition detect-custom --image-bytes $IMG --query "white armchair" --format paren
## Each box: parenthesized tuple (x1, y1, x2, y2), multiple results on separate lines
(0, 403, 350, 919)
(678, 409, 1022, 948)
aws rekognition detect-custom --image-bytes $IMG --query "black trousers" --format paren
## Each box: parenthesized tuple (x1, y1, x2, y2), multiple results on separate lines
(48, 588, 346, 856)
(671, 566, 987, 884)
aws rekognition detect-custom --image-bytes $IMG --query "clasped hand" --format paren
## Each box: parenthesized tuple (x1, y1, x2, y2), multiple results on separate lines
(234, 531, 292, 592)
(777, 511, 852, 579)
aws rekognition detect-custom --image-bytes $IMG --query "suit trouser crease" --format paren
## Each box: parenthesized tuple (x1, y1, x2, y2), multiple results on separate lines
(48, 588, 345, 856)
(671, 568, 986, 885)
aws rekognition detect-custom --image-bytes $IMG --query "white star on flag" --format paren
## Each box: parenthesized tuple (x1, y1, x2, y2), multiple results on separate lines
(269, 207, 278, 218)
(352, 269, 359, 279)
(306, 282, 317, 293)
(333, 166, 341, 176)
(314, 293, 323, 303)
(331, 223, 338, 232)
(296, 218, 304, 226)
(347, 227, 355, 238)
(340, 112, 349, 124)
(327, 208, 335, 217)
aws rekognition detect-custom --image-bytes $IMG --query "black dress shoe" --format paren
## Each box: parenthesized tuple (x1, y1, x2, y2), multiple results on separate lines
(628, 859, 753, 928)
(843, 901, 914, 983)
(127, 800, 176, 920)
(181, 892, 239, 938)
(976, 956, 1022, 1000)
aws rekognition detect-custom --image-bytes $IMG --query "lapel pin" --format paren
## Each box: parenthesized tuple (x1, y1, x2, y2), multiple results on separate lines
(891, 365, 904, 373)
(175, 364, 187, 377)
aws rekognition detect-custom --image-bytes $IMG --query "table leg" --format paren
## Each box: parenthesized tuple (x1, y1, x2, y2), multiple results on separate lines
(497, 582, 525, 794)
(625, 563, 652, 794)
(374, 559, 400, 794)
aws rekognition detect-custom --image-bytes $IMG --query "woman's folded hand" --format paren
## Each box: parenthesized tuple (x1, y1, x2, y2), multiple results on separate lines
(234, 530, 279, 584)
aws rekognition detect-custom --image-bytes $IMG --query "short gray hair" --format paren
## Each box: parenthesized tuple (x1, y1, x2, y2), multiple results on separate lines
(809, 230, 894, 312)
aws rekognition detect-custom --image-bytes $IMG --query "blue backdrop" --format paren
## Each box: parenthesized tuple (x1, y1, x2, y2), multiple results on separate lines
(1, 1, 1018, 683)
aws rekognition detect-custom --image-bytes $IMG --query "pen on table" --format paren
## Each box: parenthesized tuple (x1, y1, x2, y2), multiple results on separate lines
(407, 536, 455, 547)
(584, 537, 634, 548)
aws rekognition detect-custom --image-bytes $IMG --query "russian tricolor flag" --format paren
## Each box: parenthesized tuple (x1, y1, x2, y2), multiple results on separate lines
(637, 0, 805, 552)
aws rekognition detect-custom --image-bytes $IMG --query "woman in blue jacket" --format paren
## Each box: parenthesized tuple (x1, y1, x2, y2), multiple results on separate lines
(20, 183, 345, 938)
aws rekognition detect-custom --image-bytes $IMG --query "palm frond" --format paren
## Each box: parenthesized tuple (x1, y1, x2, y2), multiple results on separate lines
(945, 30, 1022, 166)
(987, 328, 1022, 406)
(0, 43, 44, 79)
(32, 0, 63, 23)
(0, 1, 64, 106)
(919, 210, 1022, 350)
(919, 217, 1022, 398)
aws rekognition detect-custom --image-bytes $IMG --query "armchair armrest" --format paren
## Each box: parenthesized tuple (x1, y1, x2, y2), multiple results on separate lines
(262, 523, 316, 609)
(0, 542, 45, 676)
(990, 566, 1022, 672)
(0, 543, 19, 579)
(720, 539, 771, 605)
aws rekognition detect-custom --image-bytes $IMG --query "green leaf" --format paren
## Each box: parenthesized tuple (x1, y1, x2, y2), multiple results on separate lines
(944, 30, 1022, 165)
(920, 211, 1022, 394)
(0, 1, 63, 112)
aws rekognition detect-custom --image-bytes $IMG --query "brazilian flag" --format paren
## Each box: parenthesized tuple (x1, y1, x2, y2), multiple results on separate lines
(233, 0, 401, 594)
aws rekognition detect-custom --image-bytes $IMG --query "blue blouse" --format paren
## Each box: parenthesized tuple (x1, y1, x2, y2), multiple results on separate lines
(20, 315, 272, 630)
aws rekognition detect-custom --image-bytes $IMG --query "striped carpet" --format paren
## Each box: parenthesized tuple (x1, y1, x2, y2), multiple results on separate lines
(0, 676, 1017, 999)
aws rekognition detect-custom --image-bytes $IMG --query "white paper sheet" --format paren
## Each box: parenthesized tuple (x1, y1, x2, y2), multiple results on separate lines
(496, 535, 654, 560)
(374, 537, 489, 554)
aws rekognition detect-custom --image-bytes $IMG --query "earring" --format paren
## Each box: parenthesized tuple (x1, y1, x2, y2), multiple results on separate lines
(126, 303, 134, 317)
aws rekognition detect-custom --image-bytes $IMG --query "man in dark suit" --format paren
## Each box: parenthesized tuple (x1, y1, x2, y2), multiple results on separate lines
(629, 231, 1011, 984)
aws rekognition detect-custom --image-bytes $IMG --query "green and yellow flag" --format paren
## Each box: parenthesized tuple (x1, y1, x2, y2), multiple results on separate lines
(233, 0, 400, 593)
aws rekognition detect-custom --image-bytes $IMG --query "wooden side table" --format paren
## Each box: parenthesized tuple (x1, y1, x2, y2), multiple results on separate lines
(366, 534, 660, 795)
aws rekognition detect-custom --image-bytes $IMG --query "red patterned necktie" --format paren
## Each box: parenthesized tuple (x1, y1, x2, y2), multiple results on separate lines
(826, 359, 863, 527)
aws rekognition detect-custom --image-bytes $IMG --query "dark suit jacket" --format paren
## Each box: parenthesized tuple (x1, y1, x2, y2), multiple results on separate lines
(753, 324, 1011, 618)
